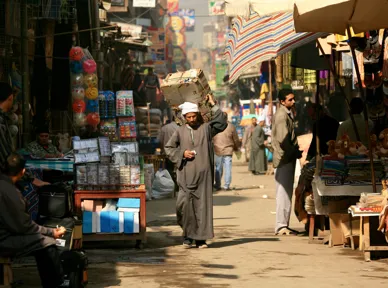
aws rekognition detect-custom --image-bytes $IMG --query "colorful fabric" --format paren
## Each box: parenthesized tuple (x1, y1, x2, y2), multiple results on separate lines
(17, 168, 43, 221)
(224, 12, 324, 84)
(26, 159, 74, 172)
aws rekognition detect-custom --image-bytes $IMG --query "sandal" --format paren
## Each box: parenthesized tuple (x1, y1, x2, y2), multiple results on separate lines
(275, 227, 298, 236)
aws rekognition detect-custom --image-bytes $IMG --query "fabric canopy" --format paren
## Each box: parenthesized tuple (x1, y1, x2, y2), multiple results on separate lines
(224, 0, 388, 34)
(223, 12, 324, 83)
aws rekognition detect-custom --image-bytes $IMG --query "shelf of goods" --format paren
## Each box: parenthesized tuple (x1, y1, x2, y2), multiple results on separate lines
(74, 186, 146, 244)
(311, 158, 384, 215)
(73, 138, 146, 245)
(348, 205, 388, 262)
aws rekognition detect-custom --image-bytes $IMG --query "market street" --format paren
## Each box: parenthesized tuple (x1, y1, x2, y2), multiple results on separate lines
(13, 164, 388, 287)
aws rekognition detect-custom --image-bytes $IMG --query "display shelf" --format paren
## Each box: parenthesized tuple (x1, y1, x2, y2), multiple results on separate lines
(348, 205, 388, 261)
(74, 189, 146, 246)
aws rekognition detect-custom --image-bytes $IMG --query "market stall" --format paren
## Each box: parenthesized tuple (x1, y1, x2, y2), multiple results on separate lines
(68, 46, 148, 247)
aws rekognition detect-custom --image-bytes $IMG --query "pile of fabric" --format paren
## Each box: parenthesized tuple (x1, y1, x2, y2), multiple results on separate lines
(347, 159, 384, 184)
(320, 159, 346, 182)
(294, 160, 316, 223)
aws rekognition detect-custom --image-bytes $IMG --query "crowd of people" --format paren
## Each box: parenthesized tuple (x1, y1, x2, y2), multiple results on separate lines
(160, 87, 377, 246)
(0, 76, 379, 287)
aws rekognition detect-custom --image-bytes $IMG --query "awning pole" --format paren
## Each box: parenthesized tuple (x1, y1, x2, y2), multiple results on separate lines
(346, 27, 376, 193)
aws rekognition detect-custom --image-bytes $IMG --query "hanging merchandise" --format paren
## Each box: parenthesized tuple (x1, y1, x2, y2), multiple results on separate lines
(72, 87, 85, 100)
(72, 99, 86, 113)
(118, 117, 137, 139)
(85, 87, 98, 100)
(99, 91, 116, 119)
(71, 74, 84, 87)
(100, 119, 118, 141)
(83, 59, 97, 74)
(86, 100, 99, 113)
(69, 46, 85, 61)
(86, 112, 101, 126)
(116, 91, 135, 117)
(69, 46, 100, 129)
(84, 73, 98, 88)
(73, 113, 87, 127)
(70, 61, 83, 74)
(362, 30, 383, 89)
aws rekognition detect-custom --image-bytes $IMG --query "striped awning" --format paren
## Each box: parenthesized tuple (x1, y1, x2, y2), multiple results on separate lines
(224, 12, 325, 83)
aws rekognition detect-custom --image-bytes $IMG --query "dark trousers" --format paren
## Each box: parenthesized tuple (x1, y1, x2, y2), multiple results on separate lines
(34, 245, 63, 288)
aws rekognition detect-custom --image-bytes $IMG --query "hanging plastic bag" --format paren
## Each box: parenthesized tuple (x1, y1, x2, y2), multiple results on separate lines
(152, 169, 174, 199)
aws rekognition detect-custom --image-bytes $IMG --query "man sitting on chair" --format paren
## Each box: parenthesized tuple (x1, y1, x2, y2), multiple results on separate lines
(0, 153, 66, 288)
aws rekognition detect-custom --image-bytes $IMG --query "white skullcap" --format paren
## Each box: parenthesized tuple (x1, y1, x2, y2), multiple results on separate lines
(179, 102, 199, 115)
(258, 114, 265, 122)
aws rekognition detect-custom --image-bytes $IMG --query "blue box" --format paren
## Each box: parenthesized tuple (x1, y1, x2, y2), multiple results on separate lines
(124, 212, 134, 234)
(100, 211, 120, 233)
(100, 211, 111, 233)
(117, 198, 140, 208)
(109, 211, 120, 233)
(82, 212, 93, 234)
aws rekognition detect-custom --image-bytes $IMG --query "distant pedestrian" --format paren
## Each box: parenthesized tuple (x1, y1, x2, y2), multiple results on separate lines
(272, 89, 302, 236)
(242, 117, 257, 162)
(213, 113, 240, 190)
(249, 115, 267, 175)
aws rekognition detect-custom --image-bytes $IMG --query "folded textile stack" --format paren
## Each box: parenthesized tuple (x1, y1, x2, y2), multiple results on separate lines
(321, 160, 346, 180)
(359, 193, 385, 209)
(347, 159, 384, 183)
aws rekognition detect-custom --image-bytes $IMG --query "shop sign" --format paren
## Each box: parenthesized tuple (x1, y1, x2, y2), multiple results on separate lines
(209, 0, 224, 15)
(133, 0, 156, 8)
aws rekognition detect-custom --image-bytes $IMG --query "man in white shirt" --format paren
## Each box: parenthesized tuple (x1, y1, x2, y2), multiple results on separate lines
(336, 98, 373, 146)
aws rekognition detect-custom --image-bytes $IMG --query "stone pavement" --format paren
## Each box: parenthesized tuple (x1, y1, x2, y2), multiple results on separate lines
(13, 164, 388, 287)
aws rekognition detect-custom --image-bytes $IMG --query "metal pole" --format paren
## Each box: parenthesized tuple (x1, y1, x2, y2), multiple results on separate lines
(92, 0, 103, 90)
(268, 60, 273, 120)
(21, 0, 30, 146)
(315, 70, 320, 157)
(346, 27, 376, 193)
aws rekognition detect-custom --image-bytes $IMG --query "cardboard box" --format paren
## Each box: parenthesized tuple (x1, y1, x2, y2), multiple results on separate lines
(341, 214, 360, 237)
(82, 200, 104, 212)
(161, 69, 211, 105)
(329, 213, 345, 246)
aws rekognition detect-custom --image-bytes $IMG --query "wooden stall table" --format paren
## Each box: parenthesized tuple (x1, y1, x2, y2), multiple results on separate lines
(74, 185, 147, 248)
(348, 206, 388, 261)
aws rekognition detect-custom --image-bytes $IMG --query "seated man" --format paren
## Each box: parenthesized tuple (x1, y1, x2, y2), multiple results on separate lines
(0, 153, 65, 288)
(27, 126, 63, 158)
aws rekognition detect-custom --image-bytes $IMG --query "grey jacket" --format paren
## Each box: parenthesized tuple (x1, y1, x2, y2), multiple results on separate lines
(272, 105, 300, 168)
(0, 174, 56, 257)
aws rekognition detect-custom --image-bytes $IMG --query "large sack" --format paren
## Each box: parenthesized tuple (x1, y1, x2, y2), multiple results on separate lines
(149, 108, 162, 116)
(144, 164, 155, 201)
(152, 169, 174, 199)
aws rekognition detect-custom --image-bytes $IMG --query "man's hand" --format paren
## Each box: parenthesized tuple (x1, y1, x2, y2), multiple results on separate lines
(56, 153, 64, 158)
(53, 227, 66, 239)
(33, 178, 50, 187)
(206, 93, 216, 106)
(184, 150, 195, 159)
(264, 140, 268, 146)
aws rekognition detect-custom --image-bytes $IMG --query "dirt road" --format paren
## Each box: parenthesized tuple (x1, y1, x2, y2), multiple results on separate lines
(13, 164, 388, 287)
